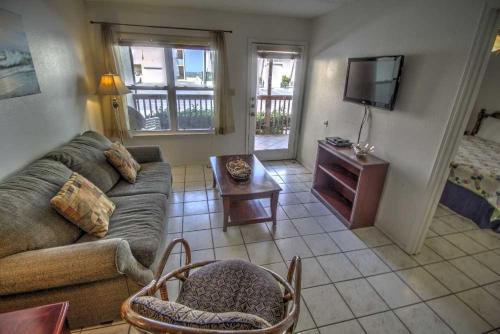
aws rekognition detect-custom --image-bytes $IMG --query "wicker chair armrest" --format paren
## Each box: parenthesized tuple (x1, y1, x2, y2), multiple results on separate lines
(286, 256, 301, 333)
(153, 238, 192, 300)
(154, 238, 192, 280)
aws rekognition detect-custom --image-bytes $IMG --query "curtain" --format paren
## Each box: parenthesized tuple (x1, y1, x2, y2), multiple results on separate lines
(211, 31, 234, 135)
(101, 24, 131, 140)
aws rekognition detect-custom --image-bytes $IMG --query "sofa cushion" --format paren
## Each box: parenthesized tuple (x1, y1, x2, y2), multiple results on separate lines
(44, 134, 120, 192)
(0, 159, 82, 258)
(77, 193, 167, 267)
(107, 162, 172, 197)
(126, 146, 164, 163)
(51, 173, 116, 238)
(81, 130, 113, 147)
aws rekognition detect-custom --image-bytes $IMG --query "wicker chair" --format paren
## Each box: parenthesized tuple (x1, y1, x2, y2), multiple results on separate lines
(121, 238, 302, 334)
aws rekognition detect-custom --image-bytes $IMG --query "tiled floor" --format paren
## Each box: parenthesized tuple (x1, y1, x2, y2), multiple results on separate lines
(255, 134, 289, 150)
(72, 160, 500, 334)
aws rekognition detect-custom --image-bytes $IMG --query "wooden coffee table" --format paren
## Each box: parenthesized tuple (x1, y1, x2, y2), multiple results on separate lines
(210, 154, 281, 231)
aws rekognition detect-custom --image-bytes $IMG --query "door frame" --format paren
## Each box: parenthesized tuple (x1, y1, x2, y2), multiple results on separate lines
(245, 38, 308, 161)
(408, 3, 500, 254)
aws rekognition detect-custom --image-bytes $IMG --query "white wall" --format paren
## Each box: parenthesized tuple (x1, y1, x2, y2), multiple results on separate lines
(298, 0, 485, 251)
(0, 0, 102, 180)
(86, 2, 311, 165)
(467, 54, 500, 130)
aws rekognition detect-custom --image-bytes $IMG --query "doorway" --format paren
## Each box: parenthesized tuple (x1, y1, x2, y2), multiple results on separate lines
(410, 9, 500, 253)
(247, 42, 306, 160)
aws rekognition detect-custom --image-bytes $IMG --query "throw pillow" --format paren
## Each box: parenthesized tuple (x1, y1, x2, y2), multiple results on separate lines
(51, 172, 115, 237)
(105, 142, 141, 183)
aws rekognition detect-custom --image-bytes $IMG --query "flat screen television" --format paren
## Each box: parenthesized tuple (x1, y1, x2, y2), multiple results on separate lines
(343, 55, 404, 110)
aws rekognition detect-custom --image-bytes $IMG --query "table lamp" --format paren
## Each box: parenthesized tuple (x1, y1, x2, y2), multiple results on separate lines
(97, 73, 130, 143)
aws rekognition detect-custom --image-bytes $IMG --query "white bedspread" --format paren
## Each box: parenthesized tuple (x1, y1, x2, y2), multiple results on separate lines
(449, 135, 500, 222)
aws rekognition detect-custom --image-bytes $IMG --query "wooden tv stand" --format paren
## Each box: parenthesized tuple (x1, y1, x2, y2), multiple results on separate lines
(312, 140, 389, 229)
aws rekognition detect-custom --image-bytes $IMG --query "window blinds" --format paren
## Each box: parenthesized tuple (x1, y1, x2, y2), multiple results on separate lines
(256, 44, 302, 59)
(117, 32, 211, 50)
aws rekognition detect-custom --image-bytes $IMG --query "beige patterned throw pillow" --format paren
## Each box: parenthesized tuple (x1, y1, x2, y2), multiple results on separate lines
(105, 142, 141, 183)
(51, 173, 115, 237)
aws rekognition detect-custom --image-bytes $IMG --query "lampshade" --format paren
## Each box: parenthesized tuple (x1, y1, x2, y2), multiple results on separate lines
(97, 73, 130, 96)
(492, 34, 500, 54)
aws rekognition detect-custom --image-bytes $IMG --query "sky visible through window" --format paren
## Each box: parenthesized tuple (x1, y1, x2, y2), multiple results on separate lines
(184, 49, 203, 72)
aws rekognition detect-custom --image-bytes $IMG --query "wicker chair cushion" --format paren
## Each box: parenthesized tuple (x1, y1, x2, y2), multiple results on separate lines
(132, 297, 271, 330)
(176, 260, 285, 325)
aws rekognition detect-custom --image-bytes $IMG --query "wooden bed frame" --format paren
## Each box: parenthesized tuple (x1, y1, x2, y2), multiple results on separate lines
(470, 108, 500, 135)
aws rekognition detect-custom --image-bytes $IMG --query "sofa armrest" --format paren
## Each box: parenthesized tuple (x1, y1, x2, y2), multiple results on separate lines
(0, 238, 152, 296)
(126, 146, 164, 163)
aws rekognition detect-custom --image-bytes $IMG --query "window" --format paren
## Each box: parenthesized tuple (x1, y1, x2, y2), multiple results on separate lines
(118, 44, 214, 132)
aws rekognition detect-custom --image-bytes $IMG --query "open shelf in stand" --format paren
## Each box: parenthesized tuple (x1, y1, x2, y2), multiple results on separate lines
(312, 187, 352, 222)
(318, 164, 357, 194)
(312, 140, 389, 229)
(229, 199, 271, 225)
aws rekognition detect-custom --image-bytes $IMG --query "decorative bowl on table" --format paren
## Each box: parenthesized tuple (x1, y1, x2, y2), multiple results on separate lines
(226, 158, 252, 181)
(352, 142, 375, 159)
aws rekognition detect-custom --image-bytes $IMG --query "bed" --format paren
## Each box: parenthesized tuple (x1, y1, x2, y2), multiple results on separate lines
(440, 109, 500, 232)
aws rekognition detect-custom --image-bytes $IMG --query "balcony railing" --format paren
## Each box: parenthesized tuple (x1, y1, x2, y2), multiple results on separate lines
(256, 95, 292, 135)
(131, 93, 292, 134)
(132, 94, 214, 130)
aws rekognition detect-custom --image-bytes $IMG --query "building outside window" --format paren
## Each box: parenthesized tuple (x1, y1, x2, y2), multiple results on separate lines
(117, 44, 214, 132)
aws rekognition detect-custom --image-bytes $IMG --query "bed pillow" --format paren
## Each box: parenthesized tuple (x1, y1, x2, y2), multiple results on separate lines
(476, 117, 500, 144)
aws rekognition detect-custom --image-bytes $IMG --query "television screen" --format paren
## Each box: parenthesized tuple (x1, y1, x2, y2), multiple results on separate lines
(343, 55, 404, 110)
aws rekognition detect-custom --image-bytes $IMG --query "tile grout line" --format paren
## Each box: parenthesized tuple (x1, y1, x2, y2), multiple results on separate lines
(417, 262, 499, 329)
(260, 209, 322, 332)
(274, 214, 364, 331)
(362, 262, 452, 334)
(334, 241, 420, 333)
(453, 287, 499, 330)
(174, 212, 500, 275)
(169, 162, 500, 334)
(171, 214, 500, 283)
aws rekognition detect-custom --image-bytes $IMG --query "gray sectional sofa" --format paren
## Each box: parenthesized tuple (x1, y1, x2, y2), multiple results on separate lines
(0, 131, 172, 329)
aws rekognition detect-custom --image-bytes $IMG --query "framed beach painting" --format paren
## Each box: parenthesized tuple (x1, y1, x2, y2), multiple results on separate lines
(0, 8, 40, 100)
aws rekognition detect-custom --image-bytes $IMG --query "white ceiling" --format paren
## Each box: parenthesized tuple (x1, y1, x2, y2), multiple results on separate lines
(86, 0, 350, 19)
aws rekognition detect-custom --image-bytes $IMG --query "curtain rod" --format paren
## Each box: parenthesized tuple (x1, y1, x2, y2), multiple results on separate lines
(89, 20, 232, 33)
